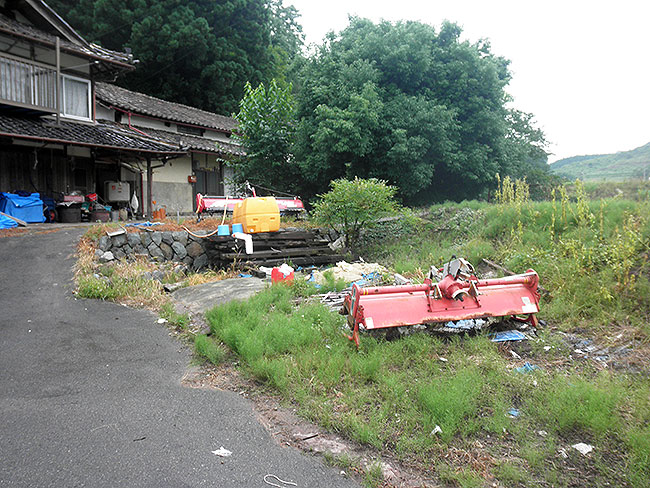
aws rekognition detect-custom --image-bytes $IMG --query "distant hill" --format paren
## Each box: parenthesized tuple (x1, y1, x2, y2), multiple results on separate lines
(550, 142, 650, 180)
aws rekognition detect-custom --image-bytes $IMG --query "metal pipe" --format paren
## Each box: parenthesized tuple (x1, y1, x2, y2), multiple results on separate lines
(146, 156, 152, 221)
(55, 36, 60, 126)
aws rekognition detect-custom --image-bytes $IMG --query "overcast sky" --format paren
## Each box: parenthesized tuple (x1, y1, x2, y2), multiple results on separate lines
(287, 0, 650, 163)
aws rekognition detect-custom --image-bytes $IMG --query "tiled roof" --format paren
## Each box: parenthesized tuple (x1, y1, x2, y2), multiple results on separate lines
(123, 126, 245, 157)
(0, 114, 185, 155)
(0, 14, 133, 67)
(95, 83, 237, 132)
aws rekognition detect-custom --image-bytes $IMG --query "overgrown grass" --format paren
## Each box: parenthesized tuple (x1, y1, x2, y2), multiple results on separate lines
(204, 283, 650, 486)
(194, 334, 226, 365)
(203, 185, 650, 486)
(370, 186, 650, 334)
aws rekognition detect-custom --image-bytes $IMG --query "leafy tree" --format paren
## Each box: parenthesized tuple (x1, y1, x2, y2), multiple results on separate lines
(311, 177, 398, 250)
(48, 0, 300, 114)
(293, 18, 548, 203)
(231, 79, 296, 192)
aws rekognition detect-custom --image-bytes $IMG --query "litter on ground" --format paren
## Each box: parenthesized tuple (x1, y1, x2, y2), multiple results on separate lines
(310, 261, 388, 286)
(572, 443, 594, 455)
(515, 362, 541, 374)
(211, 446, 232, 457)
(491, 330, 528, 342)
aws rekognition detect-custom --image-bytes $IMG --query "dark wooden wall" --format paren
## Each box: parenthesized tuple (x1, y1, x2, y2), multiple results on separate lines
(0, 146, 94, 197)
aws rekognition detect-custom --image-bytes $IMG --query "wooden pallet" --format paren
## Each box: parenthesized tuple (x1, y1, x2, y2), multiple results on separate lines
(207, 228, 345, 269)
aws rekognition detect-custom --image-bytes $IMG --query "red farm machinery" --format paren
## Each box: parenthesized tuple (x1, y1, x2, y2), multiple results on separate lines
(341, 258, 541, 347)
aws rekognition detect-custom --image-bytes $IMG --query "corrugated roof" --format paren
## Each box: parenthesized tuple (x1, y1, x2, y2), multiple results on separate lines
(0, 114, 185, 154)
(96, 83, 238, 132)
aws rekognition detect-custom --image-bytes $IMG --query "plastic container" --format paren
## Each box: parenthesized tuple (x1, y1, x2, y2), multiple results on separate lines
(231, 223, 244, 234)
(272, 267, 295, 284)
(217, 224, 230, 236)
(110, 210, 119, 222)
(59, 206, 81, 223)
(232, 197, 280, 234)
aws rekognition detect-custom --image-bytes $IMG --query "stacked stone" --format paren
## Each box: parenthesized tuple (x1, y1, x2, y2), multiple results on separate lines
(96, 230, 209, 270)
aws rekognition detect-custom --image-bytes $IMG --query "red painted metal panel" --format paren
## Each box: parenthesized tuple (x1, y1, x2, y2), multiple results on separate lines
(343, 270, 541, 346)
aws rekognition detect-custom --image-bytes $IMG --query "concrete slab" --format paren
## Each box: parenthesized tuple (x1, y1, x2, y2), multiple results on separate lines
(172, 277, 266, 314)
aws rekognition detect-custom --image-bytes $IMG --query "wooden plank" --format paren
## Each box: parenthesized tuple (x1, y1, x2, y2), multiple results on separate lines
(221, 246, 336, 260)
(0, 211, 27, 226)
(228, 254, 346, 267)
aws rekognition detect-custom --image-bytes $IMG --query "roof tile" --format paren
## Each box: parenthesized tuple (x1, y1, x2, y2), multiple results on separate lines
(96, 83, 237, 132)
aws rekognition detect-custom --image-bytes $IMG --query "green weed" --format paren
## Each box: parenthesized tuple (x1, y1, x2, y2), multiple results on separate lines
(495, 461, 530, 486)
(534, 374, 623, 436)
(160, 303, 190, 329)
(362, 462, 384, 488)
(436, 463, 484, 488)
(194, 334, 225, 365)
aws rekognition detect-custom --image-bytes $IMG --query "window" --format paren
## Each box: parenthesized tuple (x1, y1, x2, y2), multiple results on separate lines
(177, 124, 204, 136)
(61, 75, 91, 120)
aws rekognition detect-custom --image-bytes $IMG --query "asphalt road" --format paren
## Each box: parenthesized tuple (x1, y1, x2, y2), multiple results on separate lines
(0, 228, 358, 487)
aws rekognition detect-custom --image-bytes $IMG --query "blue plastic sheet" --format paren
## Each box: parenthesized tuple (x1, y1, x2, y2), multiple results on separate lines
(491, 330, 527, 342)
(125, 221, 163, 227)
(0, 192, 45, 223)
(0, 213, 18, 229)
(515, 362, 541, 374)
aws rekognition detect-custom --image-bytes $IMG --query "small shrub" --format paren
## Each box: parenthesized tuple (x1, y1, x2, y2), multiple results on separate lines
(312, 177, 399, 250)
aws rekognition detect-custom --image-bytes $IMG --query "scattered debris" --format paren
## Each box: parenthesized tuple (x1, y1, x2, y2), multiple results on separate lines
(310, 261, 388, 286)
(537, 430, 548, 437)
(515, 362, 541, 374)
(507, 408, 520, 418)
(431, 425, 443, 435)
(211, 446, 232, 457)
(157, 318, 168, 324)
(106, 228, 126, 237)
(572, 443, 594, 455)
(492, 330, 528, 342)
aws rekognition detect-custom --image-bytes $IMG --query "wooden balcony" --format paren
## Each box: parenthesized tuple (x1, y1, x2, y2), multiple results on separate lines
(0, 53, 57, 113)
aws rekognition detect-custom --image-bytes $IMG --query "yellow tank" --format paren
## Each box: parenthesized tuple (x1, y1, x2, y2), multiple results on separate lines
(232, 197, 280, 233)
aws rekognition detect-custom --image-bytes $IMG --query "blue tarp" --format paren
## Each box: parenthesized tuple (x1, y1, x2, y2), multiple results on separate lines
(491, 330, 527, 342)
(0, 192, 45, 223)
(125, 221, 163, 227)
(0, 213, 18, 229)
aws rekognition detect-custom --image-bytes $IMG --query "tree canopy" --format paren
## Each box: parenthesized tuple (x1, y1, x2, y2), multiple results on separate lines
(288, 18, 548, 203)
(48, 0, 303, 114)
(232, 79, 296, 192)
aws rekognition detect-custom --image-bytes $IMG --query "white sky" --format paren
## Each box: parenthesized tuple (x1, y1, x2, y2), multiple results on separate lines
(288, 0, 650, 163)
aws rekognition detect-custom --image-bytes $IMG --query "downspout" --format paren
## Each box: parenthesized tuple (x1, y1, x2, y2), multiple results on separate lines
(55, 36, 60, 126)
(126, 111, 154, 138)
(146, 155, 152, 221)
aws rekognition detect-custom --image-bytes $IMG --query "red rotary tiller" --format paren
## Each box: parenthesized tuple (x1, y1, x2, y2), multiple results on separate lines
(341, 258, 540, 347)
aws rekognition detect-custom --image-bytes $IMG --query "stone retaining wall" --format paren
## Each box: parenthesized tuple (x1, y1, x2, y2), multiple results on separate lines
(95, 230, 209, 270)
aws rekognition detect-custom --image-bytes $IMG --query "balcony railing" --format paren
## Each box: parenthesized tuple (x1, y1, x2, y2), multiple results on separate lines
(0, 53, 57, 113)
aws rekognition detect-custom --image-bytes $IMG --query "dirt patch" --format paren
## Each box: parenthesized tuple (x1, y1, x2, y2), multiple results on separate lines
(0, 228, 28, 238)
